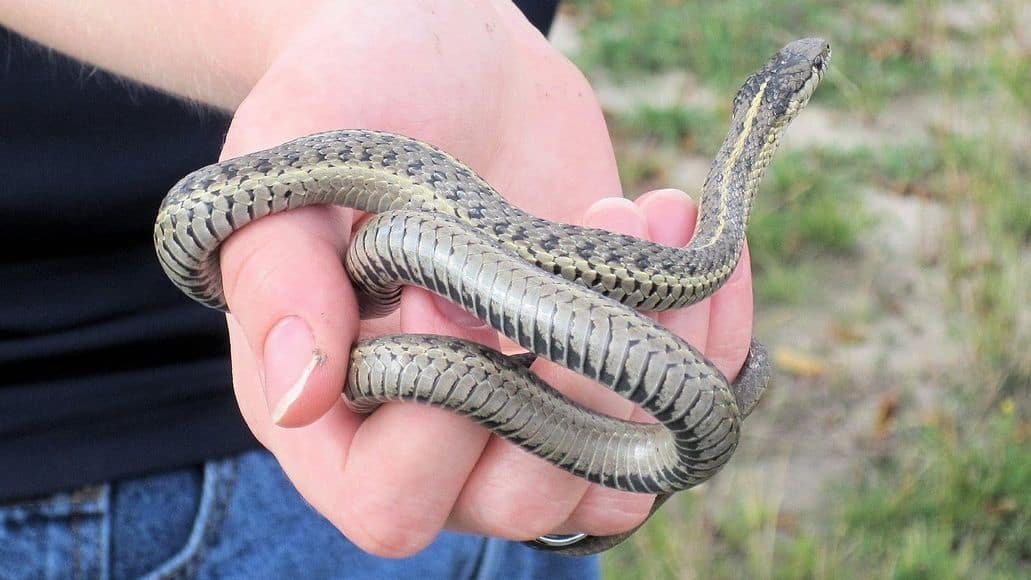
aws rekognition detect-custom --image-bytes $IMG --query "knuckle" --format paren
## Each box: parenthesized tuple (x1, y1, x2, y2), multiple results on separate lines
(219, 207, 349, 311)
(466, 482, 580, 540)
(220, 231, 290, 311)
(341, 503, 442, 558)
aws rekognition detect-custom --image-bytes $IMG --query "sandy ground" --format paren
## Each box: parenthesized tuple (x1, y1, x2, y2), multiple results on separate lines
(548, 10, 1023, 516)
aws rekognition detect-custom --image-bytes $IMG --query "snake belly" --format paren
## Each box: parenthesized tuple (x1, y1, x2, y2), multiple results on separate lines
(154, 38, 830, 554)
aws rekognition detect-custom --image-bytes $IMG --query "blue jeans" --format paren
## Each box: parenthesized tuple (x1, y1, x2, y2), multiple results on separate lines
(0, 450, 598, 579)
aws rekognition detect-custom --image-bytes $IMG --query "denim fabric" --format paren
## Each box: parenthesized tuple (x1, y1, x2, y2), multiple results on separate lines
(0, 450, 598, 579)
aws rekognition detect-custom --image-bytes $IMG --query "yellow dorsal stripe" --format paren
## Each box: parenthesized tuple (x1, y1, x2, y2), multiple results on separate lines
(701, 79, 768, 250)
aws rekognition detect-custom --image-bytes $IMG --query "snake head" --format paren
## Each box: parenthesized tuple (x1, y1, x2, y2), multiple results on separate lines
(731, 37, 831, 126)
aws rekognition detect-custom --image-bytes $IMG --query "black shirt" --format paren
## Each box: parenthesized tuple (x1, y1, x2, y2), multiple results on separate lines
(0, 1, 558, 501)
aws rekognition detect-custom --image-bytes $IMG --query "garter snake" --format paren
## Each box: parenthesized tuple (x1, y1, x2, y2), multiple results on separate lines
(155, 38, 830, 555)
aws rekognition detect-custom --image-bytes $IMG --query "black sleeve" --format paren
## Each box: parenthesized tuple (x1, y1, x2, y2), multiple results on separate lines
(514, 0, 561, 35)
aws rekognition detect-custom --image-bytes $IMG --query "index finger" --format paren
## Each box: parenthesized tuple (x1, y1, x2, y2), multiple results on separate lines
(220, 203, 358, 427)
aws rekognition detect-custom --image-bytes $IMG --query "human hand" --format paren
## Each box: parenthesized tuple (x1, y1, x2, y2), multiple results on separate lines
(219, 1, 753, 557)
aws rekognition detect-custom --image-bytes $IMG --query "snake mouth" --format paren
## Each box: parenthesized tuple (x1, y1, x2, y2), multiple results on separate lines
(812, 48, 831, 79)
(809, 40, 832, 80)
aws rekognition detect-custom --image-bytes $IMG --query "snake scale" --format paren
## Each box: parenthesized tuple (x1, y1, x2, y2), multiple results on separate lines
(155, 38, 830, 555)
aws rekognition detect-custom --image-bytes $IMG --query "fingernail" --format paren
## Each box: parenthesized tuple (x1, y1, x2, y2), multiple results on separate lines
(582, 197, 648, 238)
(639, 189, 696, 246)
(263, 316, 326, 425)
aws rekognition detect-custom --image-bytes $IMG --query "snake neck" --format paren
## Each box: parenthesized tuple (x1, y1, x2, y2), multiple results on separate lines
(690, 78, 783, 270)
(686, 39, 828, 277)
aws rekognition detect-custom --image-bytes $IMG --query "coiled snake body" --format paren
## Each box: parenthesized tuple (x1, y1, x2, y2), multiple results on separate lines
(155, 38, 830, 554)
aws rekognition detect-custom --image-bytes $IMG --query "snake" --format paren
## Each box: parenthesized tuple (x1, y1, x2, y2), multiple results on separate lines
(154, 38, 830, 555)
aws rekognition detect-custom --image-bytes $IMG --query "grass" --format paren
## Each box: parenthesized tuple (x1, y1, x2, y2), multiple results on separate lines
(920, 132, 1029, 395)
(564, 0, 829, 88)
(838, 407, 1031, 578)
(610, 105, 725, 154)
(564, 0, 1030, 112)
(748, 149, 872, 303)
(602, 404, 1031, 580)
(559, 0, 1031, 577)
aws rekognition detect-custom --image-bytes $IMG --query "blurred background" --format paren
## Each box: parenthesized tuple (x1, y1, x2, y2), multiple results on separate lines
(552, 1, 1029, 578)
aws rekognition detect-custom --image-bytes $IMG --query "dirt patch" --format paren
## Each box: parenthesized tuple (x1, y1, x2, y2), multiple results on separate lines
(552, 8, 983, 518)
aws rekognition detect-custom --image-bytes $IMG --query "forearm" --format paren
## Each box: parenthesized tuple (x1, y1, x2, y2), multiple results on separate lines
(0, 1, 330, 109)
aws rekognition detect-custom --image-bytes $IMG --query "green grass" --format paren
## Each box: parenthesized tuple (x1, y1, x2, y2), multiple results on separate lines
(602, 404, 1031, 579)
(613, 146, 669, 194)
(566, 0, 1030, 113)
(569, 0, 1031, 577)
(932, 132, 1030, 395)
(840, 408, 1031, 578)
(610, 105, 725, 154)
(565, 0, 829, 88)
(748, 148, 872, 303)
